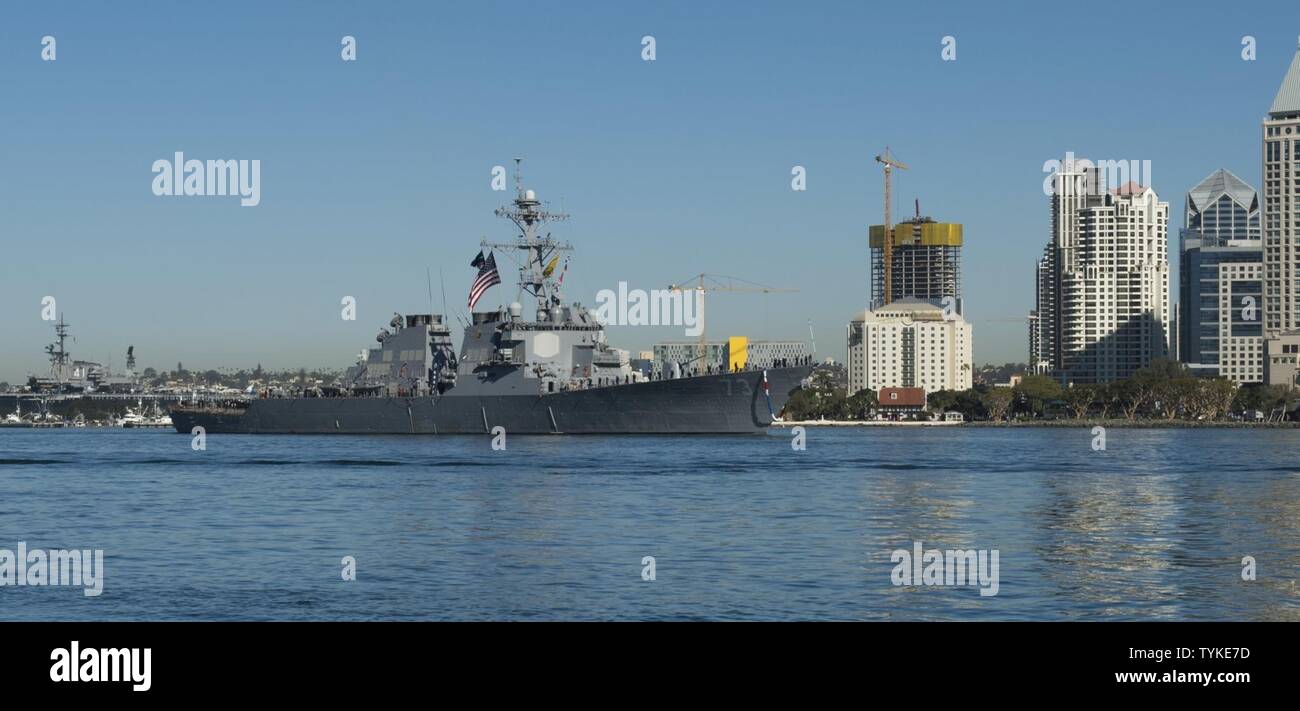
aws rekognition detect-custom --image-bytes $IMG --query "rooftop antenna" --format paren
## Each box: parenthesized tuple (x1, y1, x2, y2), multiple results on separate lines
(426, 267, 434, 314)
(808, 319, 817, 356)
(438, 266, 464, 328)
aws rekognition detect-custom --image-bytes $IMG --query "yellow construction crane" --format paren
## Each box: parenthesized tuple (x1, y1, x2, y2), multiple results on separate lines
(874, 147, 908, 306)
(666, 273, 797, 366)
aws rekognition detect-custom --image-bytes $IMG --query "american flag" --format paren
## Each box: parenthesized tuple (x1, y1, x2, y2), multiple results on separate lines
(468, 251, 501, 310)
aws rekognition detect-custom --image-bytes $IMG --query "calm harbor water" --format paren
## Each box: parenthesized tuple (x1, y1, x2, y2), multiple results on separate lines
(1, 426, 1297, 621)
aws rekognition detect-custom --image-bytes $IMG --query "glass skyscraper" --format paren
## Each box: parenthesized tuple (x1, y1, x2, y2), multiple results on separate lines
(1178, 168, 1263, 383)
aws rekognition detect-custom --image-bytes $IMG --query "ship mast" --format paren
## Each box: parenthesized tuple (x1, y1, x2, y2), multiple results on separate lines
(484, 159, 572, 320)
(45, 316, 71, 384)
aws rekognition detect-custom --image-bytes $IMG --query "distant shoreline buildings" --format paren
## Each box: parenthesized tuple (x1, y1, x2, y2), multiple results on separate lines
(651, 340, 809, 377)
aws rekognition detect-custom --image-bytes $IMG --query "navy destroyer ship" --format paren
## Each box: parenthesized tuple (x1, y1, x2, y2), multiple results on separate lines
(170, 167, 811, 434)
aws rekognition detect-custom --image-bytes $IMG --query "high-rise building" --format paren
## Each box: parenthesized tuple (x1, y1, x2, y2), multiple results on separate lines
(1186, 168, 1261, 241)
(1031, 249, 1055, 373)
(1170, 303, 1180, 362)
(1262, 44, 1300, 386)
(869, 216, 963, 313)
(1027, 309, 1041, 372)
(1034, 157, 1171, 384)
(846, 299, 972, 395)
(1178, 169, 1263, 383)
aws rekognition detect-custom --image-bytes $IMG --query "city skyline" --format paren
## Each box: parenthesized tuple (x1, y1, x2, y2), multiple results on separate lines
(2, 2, 1298, 382)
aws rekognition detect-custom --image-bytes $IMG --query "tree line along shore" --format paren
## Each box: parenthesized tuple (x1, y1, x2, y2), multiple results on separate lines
(783, 359, 1298, 425)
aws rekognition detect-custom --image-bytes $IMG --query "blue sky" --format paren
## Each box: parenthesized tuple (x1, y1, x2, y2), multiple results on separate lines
(1, 0, 1297, 382)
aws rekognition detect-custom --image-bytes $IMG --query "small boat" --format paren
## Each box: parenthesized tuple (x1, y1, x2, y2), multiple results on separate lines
(122, 400, 174, 428)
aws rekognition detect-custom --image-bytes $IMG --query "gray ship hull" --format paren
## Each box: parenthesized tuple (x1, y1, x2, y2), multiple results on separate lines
(170, 366, 811, 435)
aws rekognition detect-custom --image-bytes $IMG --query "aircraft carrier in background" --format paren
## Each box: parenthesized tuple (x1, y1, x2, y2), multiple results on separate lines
(27, 317, 143, 394)
(170, 166, 811, 434)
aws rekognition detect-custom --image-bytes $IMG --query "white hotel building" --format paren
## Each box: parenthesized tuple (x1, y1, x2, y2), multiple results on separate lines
(846, 298, 972, 395)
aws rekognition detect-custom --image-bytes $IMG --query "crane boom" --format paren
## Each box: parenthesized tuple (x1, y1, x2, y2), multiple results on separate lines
(874, 148, 908, 307)
(666, 273, 797, 366)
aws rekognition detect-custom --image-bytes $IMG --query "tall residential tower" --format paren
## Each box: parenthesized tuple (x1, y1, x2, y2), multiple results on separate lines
(1263, 44, 1300, 386)
(1034, 157, 1170, 384)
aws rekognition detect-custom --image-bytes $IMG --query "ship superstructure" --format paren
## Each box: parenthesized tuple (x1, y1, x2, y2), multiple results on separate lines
(27, 317, 141, 394)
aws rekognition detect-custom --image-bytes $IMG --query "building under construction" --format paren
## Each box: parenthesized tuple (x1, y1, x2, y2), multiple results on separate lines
(869, 214, 963, 313)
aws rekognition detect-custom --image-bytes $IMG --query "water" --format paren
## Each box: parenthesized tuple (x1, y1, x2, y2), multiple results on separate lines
(1, 427, 1297, 620)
